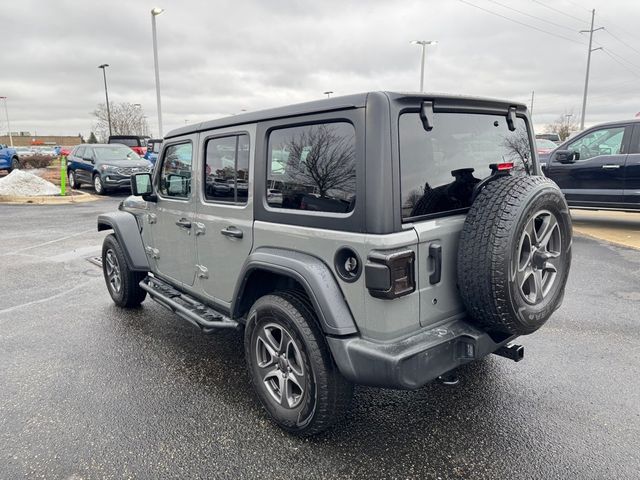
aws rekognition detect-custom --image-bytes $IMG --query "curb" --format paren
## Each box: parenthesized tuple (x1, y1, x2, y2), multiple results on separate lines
(0, 190, 100, 205)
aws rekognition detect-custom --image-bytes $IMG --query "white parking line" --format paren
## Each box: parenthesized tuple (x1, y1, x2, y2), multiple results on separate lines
(0, 277, 101, 319)
(0, 228, 95, 256)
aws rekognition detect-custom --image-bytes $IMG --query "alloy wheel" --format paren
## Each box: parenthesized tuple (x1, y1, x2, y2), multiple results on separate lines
(255, 323, 306, 409)
(514, 210, 562, 305)
(104, 249, 122, 293)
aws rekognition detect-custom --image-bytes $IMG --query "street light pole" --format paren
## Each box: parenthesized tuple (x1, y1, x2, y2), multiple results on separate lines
(0, 96, 13, 147)
(98, 64, 112, 137)
(323, 91, 333, 98)
(151, 7, 165, 137)
(410, 40, 437, 92)
(579, 9, 603, 131)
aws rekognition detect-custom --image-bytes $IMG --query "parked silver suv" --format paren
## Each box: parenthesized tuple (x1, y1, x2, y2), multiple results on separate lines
(98, 92, 572, 435)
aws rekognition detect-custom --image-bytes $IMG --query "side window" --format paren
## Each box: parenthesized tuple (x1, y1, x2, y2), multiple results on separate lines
(85, 148, 95, 161)
(267, 122, 356, 213)
(204, 134, 250, 204)
(75, 146, 86, 158)
(159, 143, 193, 198)
(566, 127, 626, 161)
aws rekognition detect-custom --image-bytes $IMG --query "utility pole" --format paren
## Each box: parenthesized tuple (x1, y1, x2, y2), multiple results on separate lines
(530, 90, 535, 117)
(0, 97, 13, 147)
(580, 9, 603, 131)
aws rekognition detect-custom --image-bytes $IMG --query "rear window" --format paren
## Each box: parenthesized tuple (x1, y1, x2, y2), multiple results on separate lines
(111, 138, 141, 147)
(400, 112, 532, 220)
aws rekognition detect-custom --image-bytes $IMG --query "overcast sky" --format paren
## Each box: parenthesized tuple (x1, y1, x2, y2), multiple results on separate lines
(1, 0, 639, 138)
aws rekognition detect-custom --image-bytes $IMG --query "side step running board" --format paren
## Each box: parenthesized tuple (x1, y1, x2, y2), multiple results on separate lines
(140, 276, 241, 333)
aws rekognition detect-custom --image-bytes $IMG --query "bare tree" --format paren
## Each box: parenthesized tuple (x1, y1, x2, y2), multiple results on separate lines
(503, 130, 532, 174)
(544, 110, 580, 141)
(92, 103, 150, 141)
(282, 125, 356, 198)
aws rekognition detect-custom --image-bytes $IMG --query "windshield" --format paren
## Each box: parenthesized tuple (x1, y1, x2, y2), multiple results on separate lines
(95, 146, 140, 161)
(400, 112, 532, 220)
(537, 139, 558, 149)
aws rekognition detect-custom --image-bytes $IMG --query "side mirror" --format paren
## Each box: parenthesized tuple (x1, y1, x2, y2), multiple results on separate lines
(131, 172, 155, 201)
(556, 150, 579, 164)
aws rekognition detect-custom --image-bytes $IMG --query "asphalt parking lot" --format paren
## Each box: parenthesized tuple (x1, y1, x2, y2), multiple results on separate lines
(1, 197, 639, 479)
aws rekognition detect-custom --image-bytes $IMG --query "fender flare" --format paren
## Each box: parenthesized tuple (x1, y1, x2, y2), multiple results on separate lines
(232, 247, 358, 336)
(97, 211, 150, 271)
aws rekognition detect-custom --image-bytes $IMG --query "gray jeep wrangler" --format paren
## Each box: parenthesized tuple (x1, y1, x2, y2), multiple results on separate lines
(98, 92, 572, 435)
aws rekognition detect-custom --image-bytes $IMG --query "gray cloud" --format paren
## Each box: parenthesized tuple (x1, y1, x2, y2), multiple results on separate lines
(1, 0, 639, 138)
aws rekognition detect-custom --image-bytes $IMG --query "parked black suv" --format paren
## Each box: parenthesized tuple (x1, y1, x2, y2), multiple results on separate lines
(542, 118, 640, 211)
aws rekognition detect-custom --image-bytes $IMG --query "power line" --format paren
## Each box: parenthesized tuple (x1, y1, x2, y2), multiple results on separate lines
(458, 0, 586, 45)
(485, 0, 578, 33)
(597, 13, 640, 43)
(603, 29, 640, 58)
(601, 48, 640, 74)
(530, 0, 589, 25)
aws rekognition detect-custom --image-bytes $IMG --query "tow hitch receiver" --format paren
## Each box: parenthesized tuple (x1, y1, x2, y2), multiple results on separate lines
(493, 343, 524, 362)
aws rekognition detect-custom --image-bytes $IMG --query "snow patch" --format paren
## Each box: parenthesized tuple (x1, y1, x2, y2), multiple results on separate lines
(0, 169, 60, 196)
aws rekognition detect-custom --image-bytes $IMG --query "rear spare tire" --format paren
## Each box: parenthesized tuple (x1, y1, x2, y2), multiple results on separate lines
(457, 175, 572, 335)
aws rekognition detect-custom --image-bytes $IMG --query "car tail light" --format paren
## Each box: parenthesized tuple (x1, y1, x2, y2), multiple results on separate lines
(495, 162, 514, 171)
(365, 250, 415, 299)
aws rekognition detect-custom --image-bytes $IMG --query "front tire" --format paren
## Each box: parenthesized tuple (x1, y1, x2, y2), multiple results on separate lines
(244, 292, 353, 436)
(102, 233, 147, 307)
(93, 174, 107, 195)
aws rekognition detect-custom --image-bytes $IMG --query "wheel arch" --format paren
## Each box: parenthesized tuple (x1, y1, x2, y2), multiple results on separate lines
(232, 248, 359, 336)
(97, 211, 149, 271)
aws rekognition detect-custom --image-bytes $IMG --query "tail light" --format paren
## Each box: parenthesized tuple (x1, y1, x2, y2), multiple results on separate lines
(365, 250, 415, 299)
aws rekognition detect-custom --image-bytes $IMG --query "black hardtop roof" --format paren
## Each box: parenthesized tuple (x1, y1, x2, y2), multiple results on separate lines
(165, 91, 529, 139)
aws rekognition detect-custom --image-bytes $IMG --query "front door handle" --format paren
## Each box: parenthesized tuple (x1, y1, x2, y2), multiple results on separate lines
(175, 218, 192, 229)
(602, 164, 621, 169)
(220, 226, 243, 239)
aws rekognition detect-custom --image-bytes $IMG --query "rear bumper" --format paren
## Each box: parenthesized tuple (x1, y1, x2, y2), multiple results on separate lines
(327, 319, 514, 390)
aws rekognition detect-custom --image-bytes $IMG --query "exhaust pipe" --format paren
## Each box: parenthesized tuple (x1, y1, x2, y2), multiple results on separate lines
(493, 343, 524, 362)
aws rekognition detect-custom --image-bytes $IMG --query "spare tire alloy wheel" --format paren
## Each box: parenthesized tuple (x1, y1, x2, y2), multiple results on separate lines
(457, 175, 572, 336)
(515, 210, 561, 305)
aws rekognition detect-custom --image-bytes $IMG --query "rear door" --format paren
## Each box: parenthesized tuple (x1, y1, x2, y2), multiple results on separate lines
(623, 124, 640, 206)
(398, 109, 535, 327)
(194, 127, 255, 306)
(547, 125, 630, 206)
(148, 137, 198, 287)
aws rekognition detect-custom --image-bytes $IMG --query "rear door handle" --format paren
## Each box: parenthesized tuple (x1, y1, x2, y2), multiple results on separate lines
(175, 218, 192, 229)
(602, 164, 621, 169)
(428, 243, 442, 285)
(220, 226, 243, 239)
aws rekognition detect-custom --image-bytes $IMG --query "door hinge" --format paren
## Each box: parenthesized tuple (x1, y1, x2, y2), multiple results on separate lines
(193, 222, 206, 236)
(145, 246, 160, 259)
(196, 264, 209, 279)
(147, 213, 157, 224)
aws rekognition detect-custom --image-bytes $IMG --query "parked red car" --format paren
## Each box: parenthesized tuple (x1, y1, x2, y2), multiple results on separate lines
(108, 135, 149, 157)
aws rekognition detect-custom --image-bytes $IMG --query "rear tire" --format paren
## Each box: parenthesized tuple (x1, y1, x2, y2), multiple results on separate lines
(244, 291, 353, 436)
(68, 170, 80, 189)
(102, 233, 147, 308)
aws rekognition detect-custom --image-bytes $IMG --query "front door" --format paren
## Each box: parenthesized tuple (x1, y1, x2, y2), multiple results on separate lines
(623, 124, 640, 206)
(194, 128, 254, 307)
(149, 138, 198, 287)
(547, 125, 631, 206)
